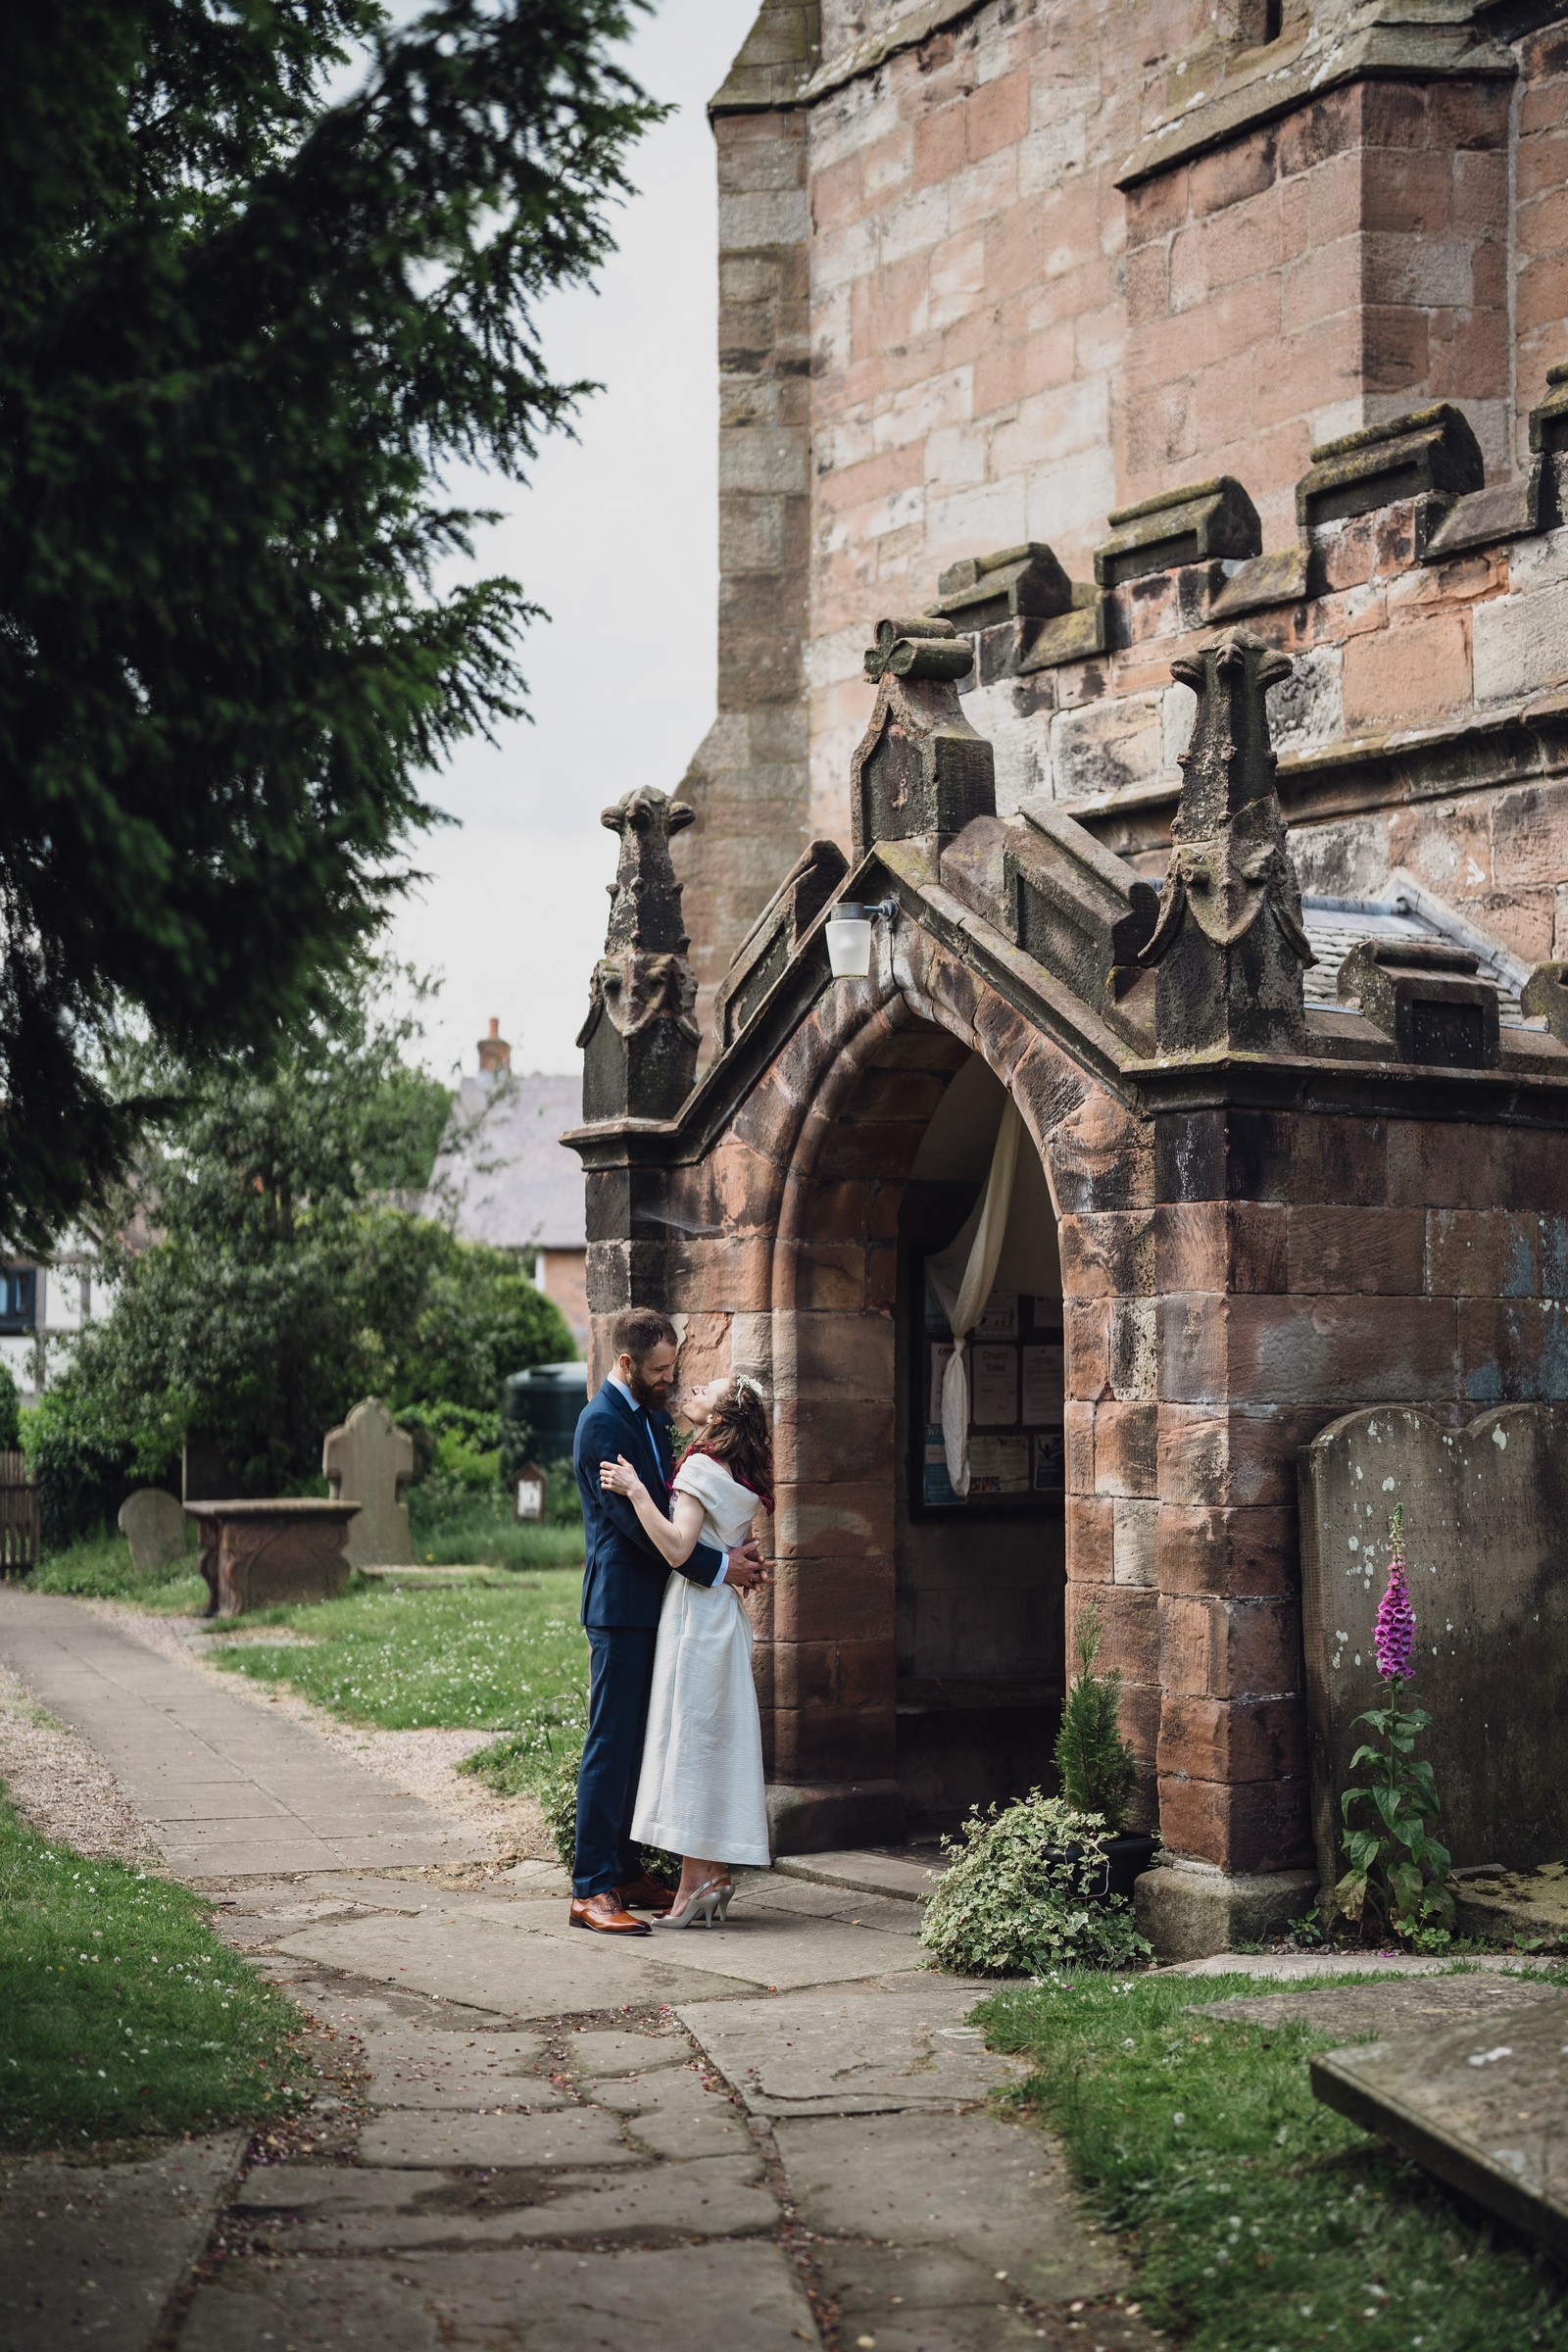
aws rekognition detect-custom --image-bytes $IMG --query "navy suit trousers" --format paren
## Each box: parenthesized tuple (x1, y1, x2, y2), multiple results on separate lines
(572, 1624, 659, 1898)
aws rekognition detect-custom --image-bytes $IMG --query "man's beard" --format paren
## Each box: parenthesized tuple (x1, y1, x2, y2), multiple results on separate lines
(626, 1360, 671, 1412)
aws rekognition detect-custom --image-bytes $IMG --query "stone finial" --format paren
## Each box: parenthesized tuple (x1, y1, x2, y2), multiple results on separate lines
(601, 785, 694, 954)
(851, 615, 996, 858)
(1138, 629, 1314, 1054)
(862, 614, 974, 684)
(579, 785, 700, 1121)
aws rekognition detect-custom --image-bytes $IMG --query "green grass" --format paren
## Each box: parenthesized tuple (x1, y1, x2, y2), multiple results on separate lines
(979, 1966, 1568, 2352)
(25, 1529, 208, 1615)
(206, 1568, 589, 1736)
(0, 1794, 303, 2150)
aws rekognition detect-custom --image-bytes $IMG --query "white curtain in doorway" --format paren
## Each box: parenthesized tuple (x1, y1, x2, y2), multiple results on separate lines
(925, 1097, 1023, 1498)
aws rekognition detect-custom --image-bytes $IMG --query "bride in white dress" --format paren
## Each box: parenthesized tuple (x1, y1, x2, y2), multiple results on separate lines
(599, 1376, 772, 1927)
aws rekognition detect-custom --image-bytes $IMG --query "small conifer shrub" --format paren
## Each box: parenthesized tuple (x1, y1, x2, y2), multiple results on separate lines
(1053, 1604, 1138, 1833)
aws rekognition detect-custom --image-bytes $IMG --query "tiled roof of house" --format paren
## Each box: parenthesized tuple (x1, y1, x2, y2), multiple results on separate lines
(423, 1071, 585, 1252)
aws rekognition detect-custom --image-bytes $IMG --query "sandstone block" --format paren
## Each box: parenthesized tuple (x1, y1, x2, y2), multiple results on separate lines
(1156, 1503, 1298, 1599)
(1093, 1400, 1158, 1498)
(1158, 1592, 1301, 1702)
(1155, 1692, 1307, 1785)
(1152, 1774, 1313, 1877)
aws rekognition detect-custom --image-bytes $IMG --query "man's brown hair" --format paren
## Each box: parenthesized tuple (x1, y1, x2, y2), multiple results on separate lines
(608, 1306, 678, 1363)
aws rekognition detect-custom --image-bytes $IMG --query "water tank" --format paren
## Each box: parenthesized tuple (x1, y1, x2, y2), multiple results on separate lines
(501, 1360, 588, 1472)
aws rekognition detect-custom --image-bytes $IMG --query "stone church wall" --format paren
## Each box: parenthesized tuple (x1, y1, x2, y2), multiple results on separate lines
(676, 0, 1568, 1042)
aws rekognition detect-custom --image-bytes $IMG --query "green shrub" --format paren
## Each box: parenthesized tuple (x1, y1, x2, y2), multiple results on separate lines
(919, 1791, 1150, 1976)
(0, 1361, 20, 1452)
(1053, 1604, 1138, 1833)
(21, 1393, 140, 1551)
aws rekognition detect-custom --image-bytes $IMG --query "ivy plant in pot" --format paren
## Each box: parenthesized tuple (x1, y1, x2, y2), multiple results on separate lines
(1053, 1604, 1155, 1899)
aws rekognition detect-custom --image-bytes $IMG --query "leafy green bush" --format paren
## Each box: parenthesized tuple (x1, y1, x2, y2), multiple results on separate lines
(919, 1792, 1150, 1976)
(1054, 1604, 1138, 1833)
(22, 1392, 138, 1550)
(0, 1361, 21, 1452)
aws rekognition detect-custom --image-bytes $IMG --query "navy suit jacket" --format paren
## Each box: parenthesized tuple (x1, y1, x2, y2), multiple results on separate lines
(573, 1381, 725, 1630)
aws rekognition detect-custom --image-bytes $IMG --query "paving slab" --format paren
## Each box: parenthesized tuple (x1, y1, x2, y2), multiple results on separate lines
(270, 1905, 743, 2016)
(234, 2164, 466, 2213)
(0, 1590, 483, 1873)
(679, 1979, 1024, 2116)
(355, 2025, 560, 2109)
(0, 2131, 245, 2352)
(561, 2024, 692, 2077)
(1200, 1974, 1568, 2034)
(591, 2064, 755, 2157)
(773, 1844, 944, 1904)
(248, 2154, 775, 2253)
(359, 2105, 636, 2169)
(1311, 1985, 1568, 2262)
(176, 2240, 819, 2350)
(819, 2243, 1125, 2352)
(772, 2108, 1128, 2309)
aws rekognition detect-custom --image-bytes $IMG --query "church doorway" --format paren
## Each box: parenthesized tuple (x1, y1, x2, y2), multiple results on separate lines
(894, 1052, 1066, 1832)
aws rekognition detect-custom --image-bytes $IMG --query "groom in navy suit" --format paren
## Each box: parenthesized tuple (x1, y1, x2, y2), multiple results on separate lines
(568, 1305, 766, 1936)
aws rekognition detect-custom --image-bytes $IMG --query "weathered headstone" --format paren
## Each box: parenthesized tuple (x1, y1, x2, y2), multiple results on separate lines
(1299, 1403, 1568, 1896)
(322, 1397, 415, 1569)
(1312, 1987, 1568, 2264)
(117, 1487, 186, 1577)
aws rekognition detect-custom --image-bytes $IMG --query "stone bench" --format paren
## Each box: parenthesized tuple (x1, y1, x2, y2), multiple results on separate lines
(184, 1498, 360, 1618)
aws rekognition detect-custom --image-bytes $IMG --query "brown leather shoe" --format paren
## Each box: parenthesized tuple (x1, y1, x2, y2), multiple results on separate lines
(569, 1892, 651, 1936)
(616, 1873, 677, 1912)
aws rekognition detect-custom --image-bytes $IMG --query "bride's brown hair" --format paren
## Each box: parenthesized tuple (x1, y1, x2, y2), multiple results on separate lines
(687, 1379, 773, 1515)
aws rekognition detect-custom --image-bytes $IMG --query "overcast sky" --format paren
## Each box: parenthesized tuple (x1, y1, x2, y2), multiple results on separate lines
(387, 0, 760, 1084)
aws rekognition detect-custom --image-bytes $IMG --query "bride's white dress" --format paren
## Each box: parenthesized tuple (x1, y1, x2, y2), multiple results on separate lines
(631, 1450, 770, 1865)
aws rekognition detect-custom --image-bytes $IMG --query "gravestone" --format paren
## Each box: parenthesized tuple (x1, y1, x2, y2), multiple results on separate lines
(322, 1397, 415, 1569)
(117, 1488, 186, 1577)
(1298, 1403, 1568, 1898)
(1311, 1987, 1568, 2264)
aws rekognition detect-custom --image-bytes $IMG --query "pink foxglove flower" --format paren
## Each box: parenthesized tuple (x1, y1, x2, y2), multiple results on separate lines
(1374, 1508, 1414, 1684)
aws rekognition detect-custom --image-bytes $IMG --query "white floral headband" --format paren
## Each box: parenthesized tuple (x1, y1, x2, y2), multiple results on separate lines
(731, 1373, 767, 1402)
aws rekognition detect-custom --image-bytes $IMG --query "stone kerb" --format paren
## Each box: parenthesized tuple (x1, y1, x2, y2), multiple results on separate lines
(1299, 1402, 1568, 1906)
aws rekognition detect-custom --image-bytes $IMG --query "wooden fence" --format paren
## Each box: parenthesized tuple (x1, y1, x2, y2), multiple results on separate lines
(0, 1450, 39, 1575)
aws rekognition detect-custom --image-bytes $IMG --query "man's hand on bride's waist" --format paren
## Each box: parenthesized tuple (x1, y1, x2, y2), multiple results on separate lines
(726, 1535, 769, 1592)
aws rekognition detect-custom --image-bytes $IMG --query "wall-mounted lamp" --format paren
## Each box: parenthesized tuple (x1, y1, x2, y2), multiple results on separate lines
(824, 898, 898, 980)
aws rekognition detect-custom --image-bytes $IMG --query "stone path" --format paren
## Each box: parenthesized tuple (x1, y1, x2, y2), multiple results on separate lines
(0, 1591, 481, 1877)
(183, 1866, 1148, 2352)
(0, 1592, 1157, 2352)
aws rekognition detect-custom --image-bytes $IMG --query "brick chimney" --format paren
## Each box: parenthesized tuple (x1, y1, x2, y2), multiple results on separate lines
(477, 1016, 511, 1076)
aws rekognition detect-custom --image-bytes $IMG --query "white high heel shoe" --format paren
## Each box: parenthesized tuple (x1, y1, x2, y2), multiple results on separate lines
(652, 1879, 722, 1930)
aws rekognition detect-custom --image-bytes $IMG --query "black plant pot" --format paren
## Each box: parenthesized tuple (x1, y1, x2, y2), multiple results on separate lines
(1102, 1832, 1157, 1901)
(1043, 1832, 1157, 1905)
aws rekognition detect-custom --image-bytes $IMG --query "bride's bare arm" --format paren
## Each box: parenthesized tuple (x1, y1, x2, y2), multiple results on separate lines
(599, 1456, 706, 1567)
